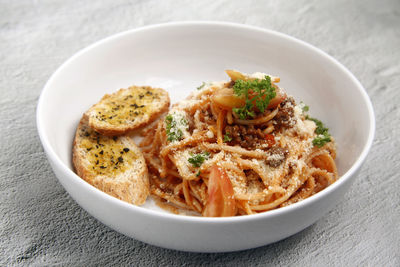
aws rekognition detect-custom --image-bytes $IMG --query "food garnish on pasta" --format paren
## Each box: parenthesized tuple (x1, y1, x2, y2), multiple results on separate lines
(139, 70, 337, 217)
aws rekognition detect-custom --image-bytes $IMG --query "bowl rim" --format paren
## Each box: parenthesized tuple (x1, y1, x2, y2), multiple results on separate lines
(36, 21, 375, 223)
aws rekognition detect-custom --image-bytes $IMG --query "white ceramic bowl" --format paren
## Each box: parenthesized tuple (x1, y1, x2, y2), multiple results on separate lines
(37, 22, 375, 253)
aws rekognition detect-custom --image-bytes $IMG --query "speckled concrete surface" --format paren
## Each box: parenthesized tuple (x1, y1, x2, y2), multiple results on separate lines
(1, 0, 399, 266)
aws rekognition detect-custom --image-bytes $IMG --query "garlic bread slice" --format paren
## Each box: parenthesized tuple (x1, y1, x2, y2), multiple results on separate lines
(86, 86, 170, 136)
(72, 115, 149, 205)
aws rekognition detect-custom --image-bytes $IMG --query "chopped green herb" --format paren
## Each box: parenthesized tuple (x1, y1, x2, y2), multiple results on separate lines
(233, 103, 255, 120)
(223, 132, 232, 142)
(188, 152, 210, 167)
(306, 116, 329, 136)
(196, 171, 201, 177)
(165, 113, 188, 142)
(313, 134, 331, 147)
(306, 115, 332, 147)
(197, 82, 206, 90)
(300, 101, 309, 112)
(232, 76, 276, 119)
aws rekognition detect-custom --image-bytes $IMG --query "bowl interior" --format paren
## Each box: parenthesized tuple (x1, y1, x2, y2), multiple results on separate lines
(38, 23, 373, 213)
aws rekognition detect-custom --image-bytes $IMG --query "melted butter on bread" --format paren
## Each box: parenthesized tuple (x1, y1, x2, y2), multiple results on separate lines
(87, 86, 170, 136)
(78, 123, 137, 176)
(73, 115, 150, 205)
(93, 88, 158, 125)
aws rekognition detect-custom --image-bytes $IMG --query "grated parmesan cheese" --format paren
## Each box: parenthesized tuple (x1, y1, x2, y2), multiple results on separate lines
(168, 110, 190, 141)
(292, 104, 316, 137)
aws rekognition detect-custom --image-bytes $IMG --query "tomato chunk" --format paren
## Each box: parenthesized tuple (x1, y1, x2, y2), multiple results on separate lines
(265, 134, 276, 147)
(203, 165, 237, 217)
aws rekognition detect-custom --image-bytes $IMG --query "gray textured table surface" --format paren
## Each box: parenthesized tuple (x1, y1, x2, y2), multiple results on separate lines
(1, 0, 399, 266)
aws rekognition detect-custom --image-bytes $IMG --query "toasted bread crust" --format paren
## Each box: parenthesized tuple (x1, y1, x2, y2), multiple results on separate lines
(72, 115, 149, 205)
(86, 86, 170, 136)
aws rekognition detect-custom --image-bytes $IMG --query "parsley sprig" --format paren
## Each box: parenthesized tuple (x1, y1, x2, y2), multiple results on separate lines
(165, 114, 188, 142)
(223, 132, 232, 142)
(232, 76, 276, 119)
(306, 115, 332, 147)
(197, 82, 206, 90)
(300, 101, 309, 112)
(313, 134, 331, 147)
(188, 152, 210, 167)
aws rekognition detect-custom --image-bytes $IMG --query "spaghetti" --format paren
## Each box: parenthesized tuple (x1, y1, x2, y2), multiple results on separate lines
(139, 70, 337, 217)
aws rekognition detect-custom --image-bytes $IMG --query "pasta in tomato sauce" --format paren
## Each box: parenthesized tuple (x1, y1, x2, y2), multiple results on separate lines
(139, 70, 337, 217)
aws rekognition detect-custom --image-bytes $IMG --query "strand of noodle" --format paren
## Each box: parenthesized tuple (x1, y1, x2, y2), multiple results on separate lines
(139, 130, 156, 147)
(193, 109, 204, 130)
(201, 143, 268, 159)
(150, 175, 175, 192)
(187, 183, 204, 212)
(160, 133, 213, 178)
(237, 208, 247, 216)
(217, 158, 279, 204)
(263, 124, 274, 134)
(217, 161, 248, 196)
(190, 196, 202, 213)
(151, 120, 163, 151)
(307, 151, 338, 179)
(182, 180, 194, 209)
(189, 181, 204, 204)
(199, 151, 226, 171)
(208, 125, 217, 136)
(167, 169, 181, 178)
(250, 172, 308, 211)
(200, 182, 207, 202)
(140, 145, 153, 153)
(173, 183, 183, 196)
(152, 195, 180, 214)
(310, 138, 336, 159)
(226, 110, 233, 124)
(307, 149, 330, 164)
(245, 187, 286, 205)
(234, 108, 278, 125)
(325, 140, 336, 159)
(243, 201, 254, 215)
(163, 179, 179, 192)
(237, 200, 254, 215)
(140, 121, 157, 137)
(140, 119, 163, 147)
(279, 135, 287, 147)
(210, 102, 219, 120)
(179, 180, 203, 213)
(261, 192, 273, 204)
(169, 153, 198, 181)
(166, 174, 180, 185)
(151, 187, 190, 210)
(194, 84, 217, 98)
(310, 168, 335, 192)
(160, 154, 168, 178)
(179, 98, 211, 115)
(159, 147, 174, 178)
(159, 127, 174, 178)
(140, 122, 163, 154)
(280, 176, 316, 207)
(160, 132, 213, 158)
(143, 153, 163, 174)
(217, 110, 226, 145)
(139, 135, 153, 147)
(232, 109, 239, 119)
(235, 158, 279, 186)
(235, 192, 266, 201)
